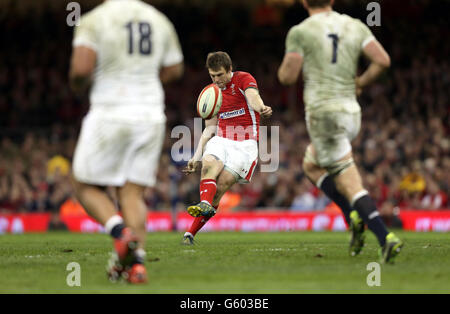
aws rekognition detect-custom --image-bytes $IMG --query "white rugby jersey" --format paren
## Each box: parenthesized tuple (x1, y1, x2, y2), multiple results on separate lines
(285, 11, 375, 115)
(72, 0, 183, 121)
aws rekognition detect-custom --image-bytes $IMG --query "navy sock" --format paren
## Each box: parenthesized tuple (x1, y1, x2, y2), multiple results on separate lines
(353, 195, 388, 246)
(319, 175, 352, 225)
(110, 223, 125, 239)
(367, 217, 389, 247)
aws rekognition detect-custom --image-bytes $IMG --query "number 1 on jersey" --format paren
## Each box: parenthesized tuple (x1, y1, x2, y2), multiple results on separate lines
(327, 34, 339, 64)
(125, 22, 152, 55)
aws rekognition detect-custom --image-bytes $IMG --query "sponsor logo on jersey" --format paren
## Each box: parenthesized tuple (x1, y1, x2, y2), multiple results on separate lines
(219, 108, 246, 120)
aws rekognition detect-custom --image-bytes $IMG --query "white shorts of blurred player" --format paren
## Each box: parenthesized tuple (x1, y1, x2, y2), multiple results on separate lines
(203, 136, 258, 184)
(305, 111, 361, 168)
(72, 111, 165, 187)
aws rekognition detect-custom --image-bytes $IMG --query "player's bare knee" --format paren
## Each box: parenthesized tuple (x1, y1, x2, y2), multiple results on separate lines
(201, 161, 223, 178)
(325, 157, 354, 177)
(302, 160, 325, 185)
(201, 164, 213, 177)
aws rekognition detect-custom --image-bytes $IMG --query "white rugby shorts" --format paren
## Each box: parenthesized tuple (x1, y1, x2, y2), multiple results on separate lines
(203, 136, 258, 183)
(305, 111, 361, 167)
(72, 111, 165, 187)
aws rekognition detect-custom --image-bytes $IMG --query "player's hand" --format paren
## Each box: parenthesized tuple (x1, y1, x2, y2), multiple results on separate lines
(182, 159, 201, 174)
(260, 106, 272, 118)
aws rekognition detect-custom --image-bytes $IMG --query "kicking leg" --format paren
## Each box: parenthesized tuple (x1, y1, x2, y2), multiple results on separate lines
(187, 154, 223, 217)
(183, 169, 237, 244)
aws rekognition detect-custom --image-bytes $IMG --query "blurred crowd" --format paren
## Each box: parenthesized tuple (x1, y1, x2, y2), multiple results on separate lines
(0, 0, 448, 220)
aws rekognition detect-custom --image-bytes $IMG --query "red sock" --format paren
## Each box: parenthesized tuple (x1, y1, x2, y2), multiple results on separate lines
(199, 179, 217, 205)
(188, 205, 218, 236)
(188, 216, 210, 236)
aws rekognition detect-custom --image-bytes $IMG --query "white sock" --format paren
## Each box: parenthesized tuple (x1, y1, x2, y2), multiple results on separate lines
(316, 173, 329, 188)
(104, 215, 124, 235)
(350, 190, 369, 207)
(135, 248, 146, 260)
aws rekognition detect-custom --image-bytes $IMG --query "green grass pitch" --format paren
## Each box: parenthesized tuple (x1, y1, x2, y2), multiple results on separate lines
(0, 231, 449, 293)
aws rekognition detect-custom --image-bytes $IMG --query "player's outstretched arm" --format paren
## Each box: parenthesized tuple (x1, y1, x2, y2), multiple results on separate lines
(69, 46, 96, 95)
(356, 40, 391, 89)
(244, 88, 272, 118)
(278, 52, 303, 86)
(182, 116, 217, 174)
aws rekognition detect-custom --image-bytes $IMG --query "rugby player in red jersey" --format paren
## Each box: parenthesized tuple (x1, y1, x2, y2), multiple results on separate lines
(182, 52, 272, 244)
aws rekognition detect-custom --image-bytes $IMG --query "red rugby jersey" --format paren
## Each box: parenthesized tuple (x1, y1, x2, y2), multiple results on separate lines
(216, 71, 260, 141)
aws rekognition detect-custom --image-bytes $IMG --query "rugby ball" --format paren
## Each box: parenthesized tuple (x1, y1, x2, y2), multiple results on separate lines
(196, 84, 222, 119)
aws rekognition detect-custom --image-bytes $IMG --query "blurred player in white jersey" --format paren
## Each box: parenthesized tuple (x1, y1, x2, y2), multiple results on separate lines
(69, 0, 183, 283)
(181, 52, 272, 244)
(278, 0, 403, 263)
